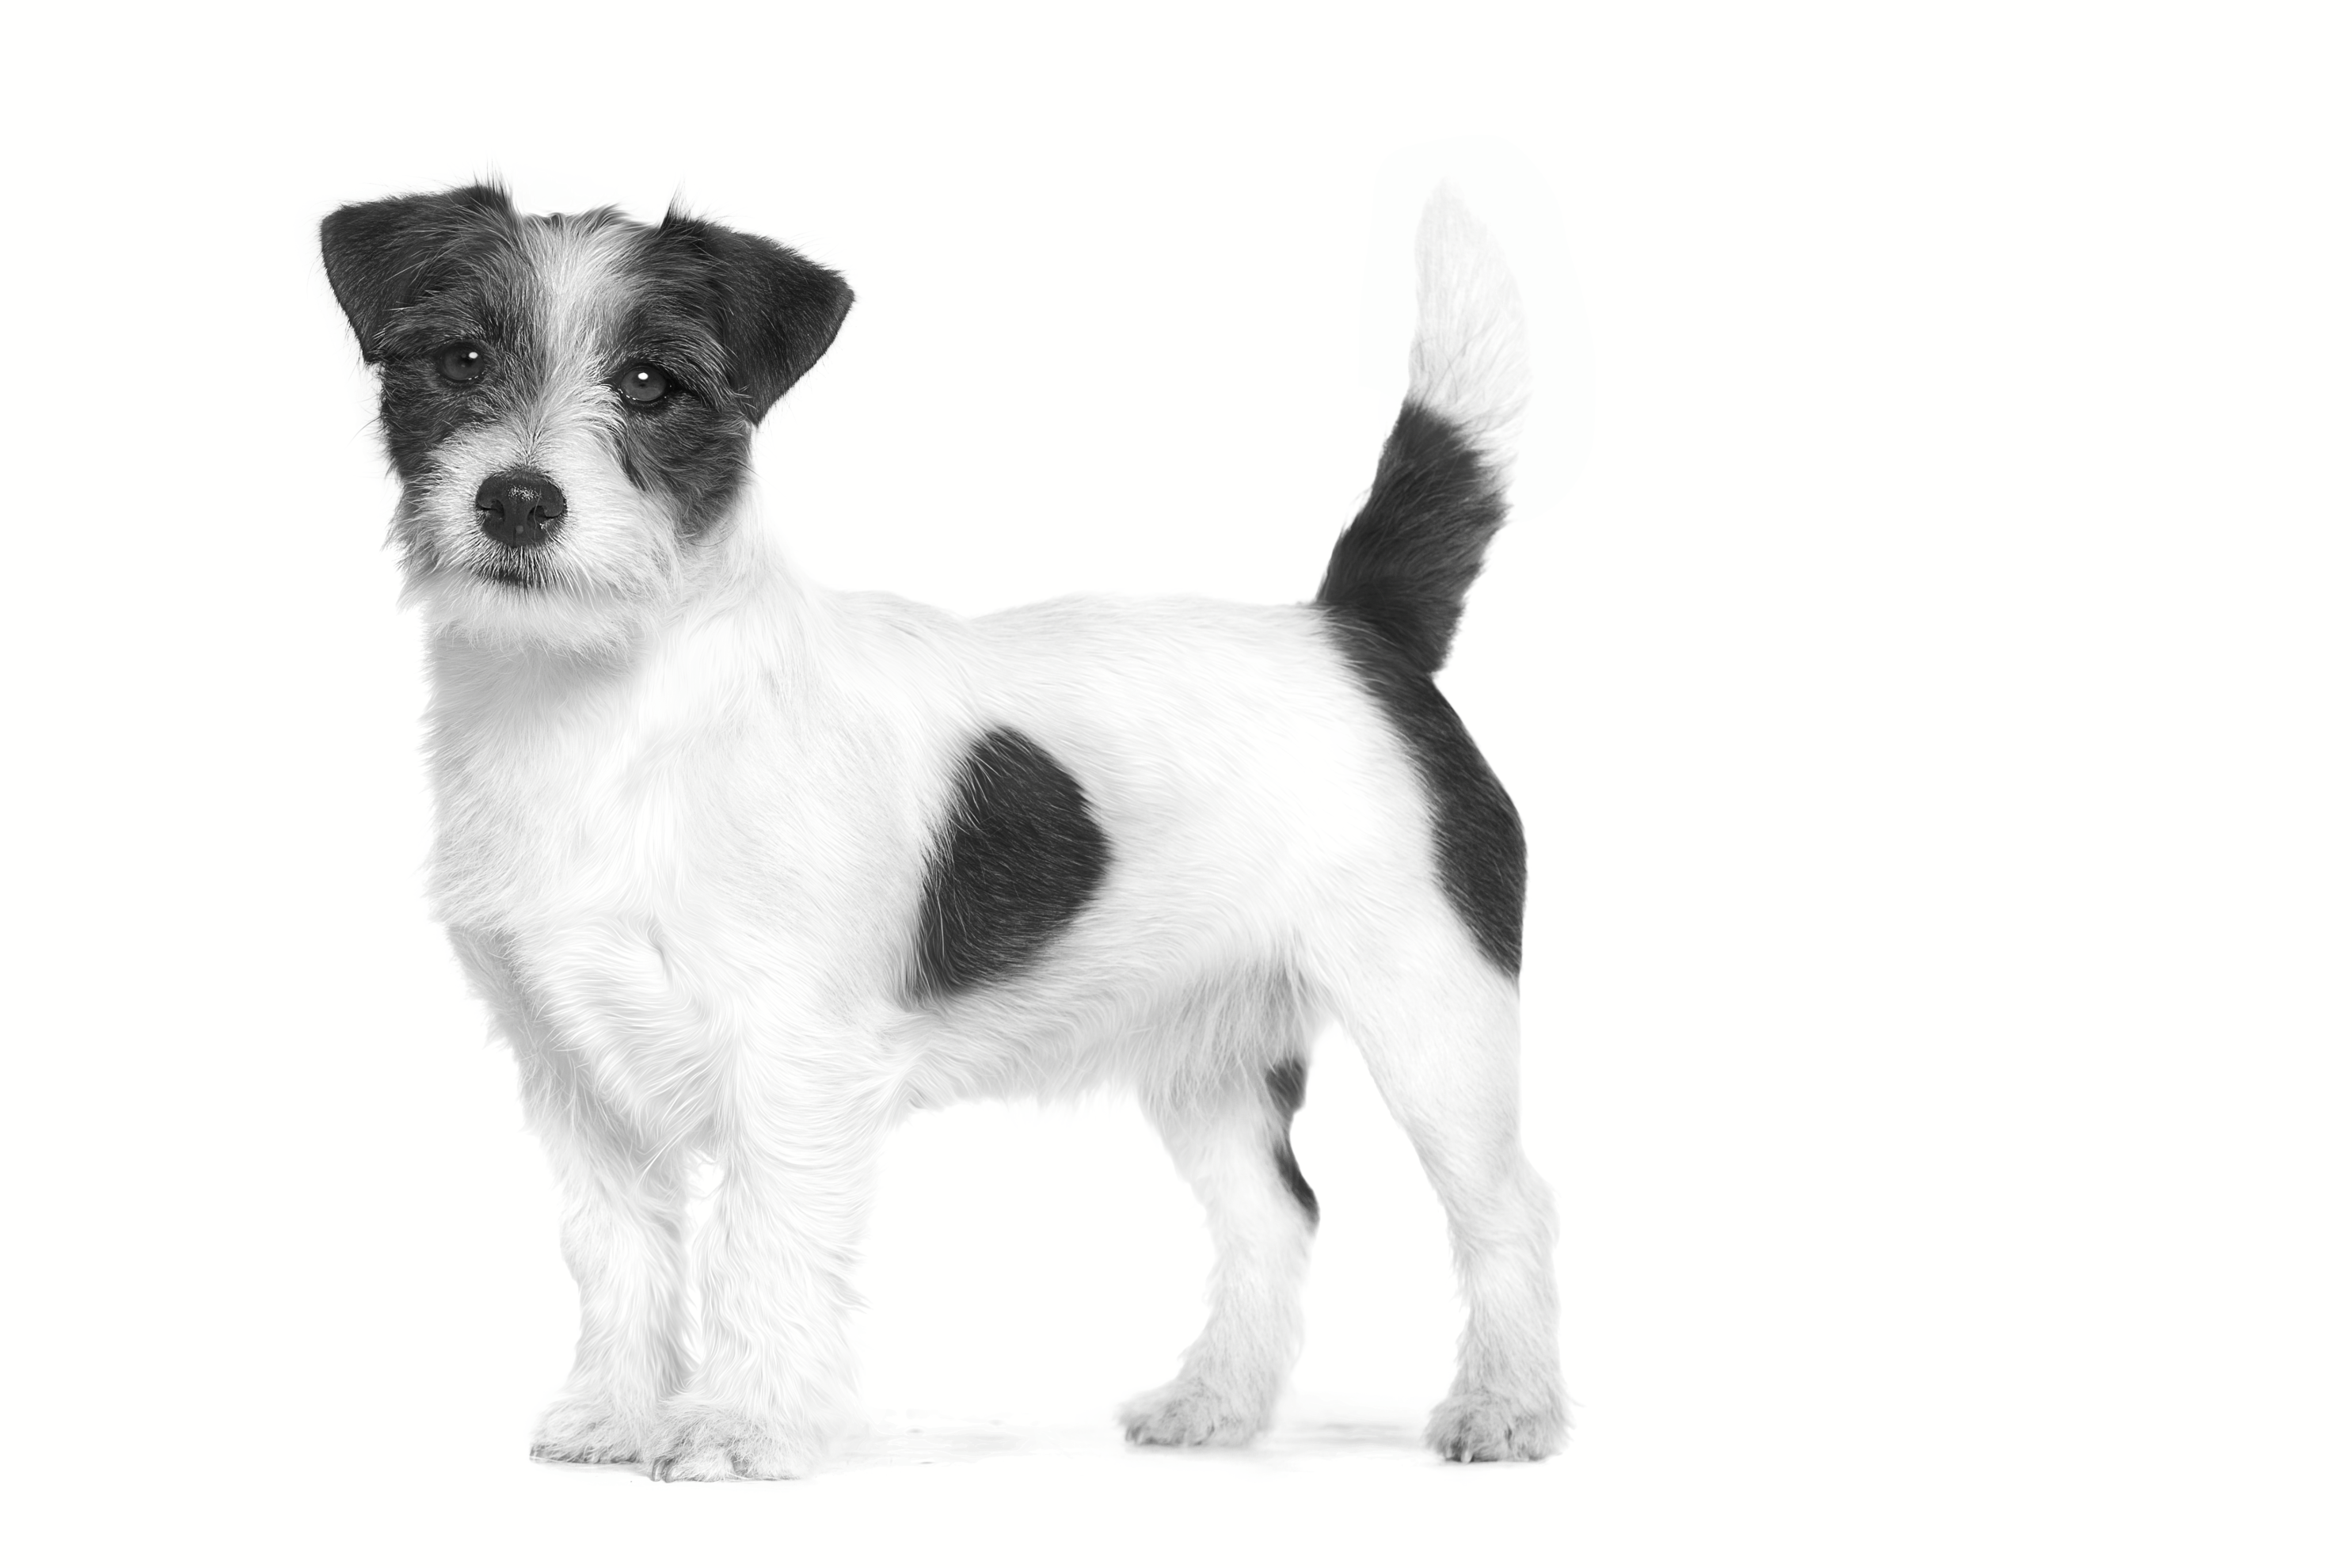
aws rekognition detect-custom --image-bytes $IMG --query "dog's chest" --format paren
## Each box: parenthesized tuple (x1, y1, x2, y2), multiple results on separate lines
(428, 682, 802, 1094)
(432, 706, 708, 925)
(424, 657, 926, 1050)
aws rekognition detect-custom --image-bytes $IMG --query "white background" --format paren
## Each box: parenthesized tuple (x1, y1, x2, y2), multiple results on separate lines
(4, 3, 2346, 1564)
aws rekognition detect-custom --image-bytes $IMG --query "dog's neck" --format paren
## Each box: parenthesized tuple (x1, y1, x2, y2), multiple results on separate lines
(421, 512, 829, 744)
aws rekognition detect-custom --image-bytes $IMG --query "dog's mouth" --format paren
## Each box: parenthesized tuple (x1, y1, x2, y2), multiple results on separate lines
(456, 551, 568, 593)
(394, 497, 560, 592)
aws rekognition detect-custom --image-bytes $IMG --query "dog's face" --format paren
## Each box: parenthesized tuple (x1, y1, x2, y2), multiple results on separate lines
(322, 185, 851, 649)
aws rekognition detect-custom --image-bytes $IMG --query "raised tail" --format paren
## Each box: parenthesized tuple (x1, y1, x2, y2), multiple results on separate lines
(1316, 187, 1529, 676)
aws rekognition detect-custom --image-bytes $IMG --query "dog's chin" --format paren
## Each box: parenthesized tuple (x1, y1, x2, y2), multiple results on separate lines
(402, 560, 661, 656)
(478, 561, 542, 589)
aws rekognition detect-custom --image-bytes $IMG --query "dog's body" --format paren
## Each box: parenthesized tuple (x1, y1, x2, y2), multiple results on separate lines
(324, 185, 1565, 1479)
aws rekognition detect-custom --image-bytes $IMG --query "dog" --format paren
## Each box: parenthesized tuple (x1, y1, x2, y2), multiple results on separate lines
(321, 181, 1566, 1480)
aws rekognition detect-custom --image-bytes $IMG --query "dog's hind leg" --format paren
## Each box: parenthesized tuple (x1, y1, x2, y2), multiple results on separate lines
(1328, 927, 1566, 1461)
(1122, 984, 1320, 1448)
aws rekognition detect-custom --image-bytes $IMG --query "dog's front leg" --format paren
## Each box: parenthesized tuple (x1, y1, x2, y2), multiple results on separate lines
(525, 1086, 691, 1464)
(649, 1068, 882, 1482)
(452, 927, 691, 1463)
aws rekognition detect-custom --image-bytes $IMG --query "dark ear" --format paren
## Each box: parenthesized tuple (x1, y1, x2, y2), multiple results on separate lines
(320, 183, 518, 362)
(653, 211, 854, 422)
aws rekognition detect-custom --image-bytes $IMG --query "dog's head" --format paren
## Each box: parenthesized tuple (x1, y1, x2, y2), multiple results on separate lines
(322, 183, 851, 649)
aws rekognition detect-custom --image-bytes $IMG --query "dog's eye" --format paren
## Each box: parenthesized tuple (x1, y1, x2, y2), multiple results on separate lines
(617, 365, 673, 406)
(437, 343, 489, 386)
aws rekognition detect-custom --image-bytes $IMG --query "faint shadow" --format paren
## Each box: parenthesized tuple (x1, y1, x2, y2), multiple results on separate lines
(527, 1412, 1434, 1477)
(1262, 1419, 1426, 1455)
(841, 1420, 1055, 1467)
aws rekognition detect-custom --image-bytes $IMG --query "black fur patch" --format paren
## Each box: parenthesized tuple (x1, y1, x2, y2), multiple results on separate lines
(1322, 615, 1526, 976)
(614, 214, 853, 536)
(641, 212, 853, 422)
(319, 186, 852, 542)
(320, 183, 523, 367)
(1318, 401, 1509, 677)
(1265, 1060, 1319, 1226)
(322, 185, 537, 493)
(1316, 400, 1524, 976)
(910, 729, 1111, 1001)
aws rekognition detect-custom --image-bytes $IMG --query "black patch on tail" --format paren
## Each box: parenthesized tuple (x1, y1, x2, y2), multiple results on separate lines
(1317, 401, 1509, 677)
(911, 729, 1111, 1001)
(1265, 1060, 1319, 1227)
(1316, 402, 1526, 976)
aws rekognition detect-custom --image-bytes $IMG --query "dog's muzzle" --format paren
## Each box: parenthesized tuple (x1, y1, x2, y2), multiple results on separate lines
(475, 470, 568, 550)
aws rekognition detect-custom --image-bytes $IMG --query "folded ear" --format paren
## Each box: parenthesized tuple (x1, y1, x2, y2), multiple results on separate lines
(320, 183, 518, 362)
(653, 211, 854, 423)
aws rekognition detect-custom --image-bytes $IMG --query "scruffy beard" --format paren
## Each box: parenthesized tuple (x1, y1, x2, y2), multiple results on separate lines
(389, 424, 705, 657)
(392, 495, 691, 660)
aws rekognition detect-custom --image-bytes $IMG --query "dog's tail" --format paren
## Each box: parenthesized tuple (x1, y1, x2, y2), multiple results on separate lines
(1316, 188, 1529, 676)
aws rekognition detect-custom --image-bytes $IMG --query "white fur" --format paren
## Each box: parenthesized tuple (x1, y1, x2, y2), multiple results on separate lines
(1409, 185, 1531, 457)
(394, 192, 1566, 1479)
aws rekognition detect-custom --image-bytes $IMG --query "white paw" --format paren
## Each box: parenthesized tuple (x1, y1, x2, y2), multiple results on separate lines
(646, 1405, 818, 1482)
(1425, 1387, 1566, 1462)
(1120, 1377, 1272, 1448)
(531, 1395, 651, 1464)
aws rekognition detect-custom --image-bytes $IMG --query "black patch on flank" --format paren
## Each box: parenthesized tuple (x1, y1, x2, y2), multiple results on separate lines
(1316, 400, 1525, 976)
(910, 729, 1111, 1002)
(1265, 1060, 1319, 1227)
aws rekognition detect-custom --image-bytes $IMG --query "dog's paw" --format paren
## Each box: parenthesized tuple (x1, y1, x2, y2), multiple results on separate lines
(1425, 1387, 1566, 1462)
(645, 1405, 816, 1482)
(1120, 1378, 1271, 1448)
(530, 1395, 652, 1464)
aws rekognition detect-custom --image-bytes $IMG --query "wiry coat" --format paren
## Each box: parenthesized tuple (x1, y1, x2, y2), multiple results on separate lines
(322, 184, 1566, 1479)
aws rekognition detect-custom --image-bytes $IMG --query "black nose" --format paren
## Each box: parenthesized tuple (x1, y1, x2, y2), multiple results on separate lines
(474, 470, 567, 548)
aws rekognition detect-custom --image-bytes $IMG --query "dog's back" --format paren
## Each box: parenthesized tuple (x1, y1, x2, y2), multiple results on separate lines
(887, 190, 1533, 1094)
